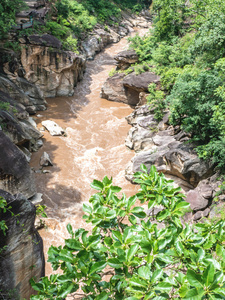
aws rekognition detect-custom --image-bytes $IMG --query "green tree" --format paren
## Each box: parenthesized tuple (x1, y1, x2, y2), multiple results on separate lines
(31, 166, 225, 299)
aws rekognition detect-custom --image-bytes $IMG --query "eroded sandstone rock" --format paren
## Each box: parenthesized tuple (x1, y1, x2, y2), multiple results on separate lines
(20, 42, 86, 98)
(0, 190, 45, 299)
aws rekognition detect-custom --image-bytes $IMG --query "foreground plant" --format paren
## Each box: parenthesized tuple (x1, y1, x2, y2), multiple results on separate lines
(31, 165, 225, 299)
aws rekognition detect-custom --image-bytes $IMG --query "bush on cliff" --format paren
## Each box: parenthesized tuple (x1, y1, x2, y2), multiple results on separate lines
(31, 166, 225, 299)
(0, 0, 27, 39)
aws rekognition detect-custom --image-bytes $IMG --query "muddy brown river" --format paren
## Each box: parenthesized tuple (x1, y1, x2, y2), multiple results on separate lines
(31, 30, 147, 275)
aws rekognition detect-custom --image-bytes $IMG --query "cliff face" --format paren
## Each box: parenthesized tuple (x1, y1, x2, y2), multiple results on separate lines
(0, 130, 36, 199)
(0, 190, 45, 300)
(19, 34, 86, 98)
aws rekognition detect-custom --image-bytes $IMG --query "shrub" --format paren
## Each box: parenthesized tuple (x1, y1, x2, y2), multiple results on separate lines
(31, 166, 225, 299)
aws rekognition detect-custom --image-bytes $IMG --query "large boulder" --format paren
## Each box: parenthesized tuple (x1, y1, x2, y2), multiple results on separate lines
(0, 110, 42, 147)
(128, 141, 213, 187)
(0, 190, 45, 299)
(125, 106, 214, 186)
(123, 72, 160, 92)
(0, 130, 36, 198)
(114, 50, 139, 70)
(100, 73, 127, 103)
(101, 71, 161, 106)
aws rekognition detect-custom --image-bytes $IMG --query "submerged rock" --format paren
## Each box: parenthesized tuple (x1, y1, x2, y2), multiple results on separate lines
(0, 190, 45, 299)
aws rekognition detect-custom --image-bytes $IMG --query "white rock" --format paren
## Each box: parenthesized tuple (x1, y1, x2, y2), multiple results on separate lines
(42, 120, 64, 136)
(31, 193, 43, 205)
(40, 151, 53, 167)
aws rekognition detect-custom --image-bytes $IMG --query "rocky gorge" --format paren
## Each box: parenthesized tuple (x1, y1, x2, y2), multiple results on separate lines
(0, 6, 224, 299)
(0, 11, 151, 299)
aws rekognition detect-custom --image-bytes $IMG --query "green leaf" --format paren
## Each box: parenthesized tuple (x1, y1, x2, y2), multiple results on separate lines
(108, 258, 123, 269)
(129, 276, 148, 288)
(65, 239, 83, 251)
(186, 270, 204, 288)
(138, 266, 151, 280)
(58, 283, 76, 298)
(106, 209, 117, 219)
(183, 287, 205, 300)
(213, 288, 225, 297)
(151, 269, 163, 283)
(95, 291, 108, 300)
(127, 244, 139, 261)
(110, 185, 122, 193)
(140, 164, 148, 173)
(112, 230, 122, 243)
(127, 196, 137, 210)
(155, 282, 173, 292)
(156, 209, 170, 221)
(66, 223, 73, 237)
(203, 263, 215, 287)
(83, 203, 92, 214)
(90, 261, 107, 274)
(91, 180, 104, 191)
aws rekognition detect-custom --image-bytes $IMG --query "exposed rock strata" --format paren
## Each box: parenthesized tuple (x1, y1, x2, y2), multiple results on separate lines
(0, 48, 46, 114)
(0, 189, 45, 299)
(20, 41, 86, 98)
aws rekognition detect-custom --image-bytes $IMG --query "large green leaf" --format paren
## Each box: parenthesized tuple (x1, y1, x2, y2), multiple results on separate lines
(91, 180, 104, 191)
(138, 266, 151, 280)
(183, 287, 205, 300)
(65, 239, 83, 251)
(107, 258, 123, 269)
(186, 270, 204, 288)
(203, 263, 215, 287)
(90, 261, 107, 274)
(127, 244, 139, 261)
(83, 203, 93, 214)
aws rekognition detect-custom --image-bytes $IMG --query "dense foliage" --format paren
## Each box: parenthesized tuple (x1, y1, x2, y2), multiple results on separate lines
(128, 0, 225, 170)
(0, 0, 26, 39)
(31, 166, 225, 299)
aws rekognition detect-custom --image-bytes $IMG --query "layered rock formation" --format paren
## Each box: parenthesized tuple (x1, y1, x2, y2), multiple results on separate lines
(0, 189, 45, 299)
(19, 34, 86, 98)
(0, 48, 46, 114)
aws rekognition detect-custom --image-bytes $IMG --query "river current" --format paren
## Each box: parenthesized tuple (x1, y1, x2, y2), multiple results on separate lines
(31, 29, 147, 275)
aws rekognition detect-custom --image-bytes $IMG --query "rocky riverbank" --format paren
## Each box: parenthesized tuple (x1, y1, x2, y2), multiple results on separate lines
(101, 49, 225, 223)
